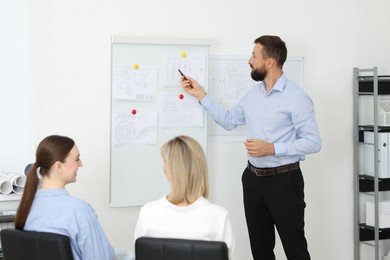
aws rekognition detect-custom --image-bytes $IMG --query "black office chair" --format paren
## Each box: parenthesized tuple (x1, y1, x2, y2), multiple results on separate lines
(0, 228, 74, 260)
(135, 236, 228, 260)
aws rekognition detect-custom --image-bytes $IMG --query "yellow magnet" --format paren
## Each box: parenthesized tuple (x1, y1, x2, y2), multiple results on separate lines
(133, 64, 139, 70)
(180, 51, 186, 58)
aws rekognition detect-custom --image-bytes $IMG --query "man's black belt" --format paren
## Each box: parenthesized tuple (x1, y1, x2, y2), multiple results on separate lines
(247, 161, 299, 177)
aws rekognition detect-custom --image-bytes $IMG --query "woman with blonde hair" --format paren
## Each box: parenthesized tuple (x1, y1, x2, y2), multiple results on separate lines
(134, 135, 234, 257)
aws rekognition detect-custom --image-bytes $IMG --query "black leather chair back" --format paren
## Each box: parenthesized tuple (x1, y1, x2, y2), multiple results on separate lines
(135, 237, 228, 260)
(0, 228, 74, 260)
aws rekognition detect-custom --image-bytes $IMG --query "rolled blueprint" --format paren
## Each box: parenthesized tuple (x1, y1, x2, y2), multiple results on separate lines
(0, 172, 26, 194)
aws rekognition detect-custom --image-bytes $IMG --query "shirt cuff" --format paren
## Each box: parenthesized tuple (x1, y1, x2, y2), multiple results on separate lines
(199, 95, 212, 108)
(274, 143, 286, 155)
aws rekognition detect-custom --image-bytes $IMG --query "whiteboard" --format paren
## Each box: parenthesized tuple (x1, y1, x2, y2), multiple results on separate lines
(207, 55, 306, 141)
(110, 36, 210, 207)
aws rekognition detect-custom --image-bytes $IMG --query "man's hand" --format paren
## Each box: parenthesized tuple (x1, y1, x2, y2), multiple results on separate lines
(244, 139, 275, 157)
(180, 76, 206, 101)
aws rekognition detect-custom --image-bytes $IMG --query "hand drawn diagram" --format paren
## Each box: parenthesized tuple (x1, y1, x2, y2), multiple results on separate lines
(160, 94, 203, 128)
(162, 52, 206, 88)
(112, 65, 158, 101)
(112, 110, 158, 145)
(208, 56, 255, 139)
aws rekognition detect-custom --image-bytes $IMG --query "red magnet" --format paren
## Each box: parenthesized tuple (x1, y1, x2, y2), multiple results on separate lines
(131, 109, 137, 115)
(179, 94, 184, 100)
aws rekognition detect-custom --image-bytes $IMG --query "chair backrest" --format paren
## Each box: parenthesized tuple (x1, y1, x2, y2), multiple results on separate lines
(135, 237, 228, 260)
(0, 228, 74, 260)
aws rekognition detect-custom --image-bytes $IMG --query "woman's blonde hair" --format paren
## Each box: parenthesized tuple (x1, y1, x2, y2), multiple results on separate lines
(161, 135, 209, 204)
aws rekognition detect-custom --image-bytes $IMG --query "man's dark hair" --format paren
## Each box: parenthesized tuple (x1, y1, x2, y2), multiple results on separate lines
(254, 35, 287, 68)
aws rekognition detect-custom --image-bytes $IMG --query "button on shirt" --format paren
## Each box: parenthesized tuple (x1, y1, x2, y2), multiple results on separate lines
(201, 73, 321, 167)
(24, 189, 115, 260)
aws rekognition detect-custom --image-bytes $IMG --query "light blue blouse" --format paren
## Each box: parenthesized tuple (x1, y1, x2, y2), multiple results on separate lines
(24, 189, 115, 260)
(201, 73, 321, 167)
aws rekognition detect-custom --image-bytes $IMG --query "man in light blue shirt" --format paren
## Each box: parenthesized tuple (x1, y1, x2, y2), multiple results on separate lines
(181, 35, 321, 260)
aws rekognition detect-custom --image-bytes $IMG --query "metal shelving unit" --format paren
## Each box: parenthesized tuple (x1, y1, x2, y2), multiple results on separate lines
(353, 67, 390, 260)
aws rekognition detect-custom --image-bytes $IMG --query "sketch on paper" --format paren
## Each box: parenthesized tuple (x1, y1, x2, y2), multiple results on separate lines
(112, 65, 158, 101)
(160, 94, 203, 128)
(208, 56, 255, 139)
(112, 110, 158, 145)
(162, 53, 206, 88)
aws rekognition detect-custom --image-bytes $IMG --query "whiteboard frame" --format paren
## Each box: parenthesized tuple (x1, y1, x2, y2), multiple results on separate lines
(112, 34, 213, 46)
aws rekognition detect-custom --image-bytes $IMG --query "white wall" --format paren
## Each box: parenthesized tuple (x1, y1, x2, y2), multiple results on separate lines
(0, 0, 33, 173)
(7, 0, 390, 259)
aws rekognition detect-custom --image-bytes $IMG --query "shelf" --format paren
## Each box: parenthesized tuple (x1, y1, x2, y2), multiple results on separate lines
(353, 68, 389, 260)
(0, 194, 21, 201)
(0, 194, 21, 212)
(360, 224, 390, 241)
(0, 214, 15, 223)
(358, 128, 390, 142)
(359, 175, 390, 192)
(358, 76, 390, 94)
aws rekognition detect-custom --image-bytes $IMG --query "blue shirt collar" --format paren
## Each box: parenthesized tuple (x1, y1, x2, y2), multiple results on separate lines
(36, 188, 69, 197)
(261, 73, 287, 94)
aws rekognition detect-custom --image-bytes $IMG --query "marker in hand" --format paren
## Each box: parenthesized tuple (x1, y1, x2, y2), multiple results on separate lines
(178, 69, 193, 89)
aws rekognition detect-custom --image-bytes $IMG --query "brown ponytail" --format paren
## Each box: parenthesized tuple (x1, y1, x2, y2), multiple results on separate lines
(15, 164, 39, 229)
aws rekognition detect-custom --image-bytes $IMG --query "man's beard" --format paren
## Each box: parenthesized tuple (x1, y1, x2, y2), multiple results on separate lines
(251, 67, 267, 82)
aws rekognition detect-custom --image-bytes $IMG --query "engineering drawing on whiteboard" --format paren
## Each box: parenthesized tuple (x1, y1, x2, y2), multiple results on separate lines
(112, 65, 158, 101)
(112, 110, 158, 145)
(208, 55, 305, 141)
(163, 52, 206, 87)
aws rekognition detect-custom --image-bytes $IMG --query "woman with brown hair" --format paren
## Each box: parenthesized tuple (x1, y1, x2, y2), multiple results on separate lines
(15, 135, 115, 260)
